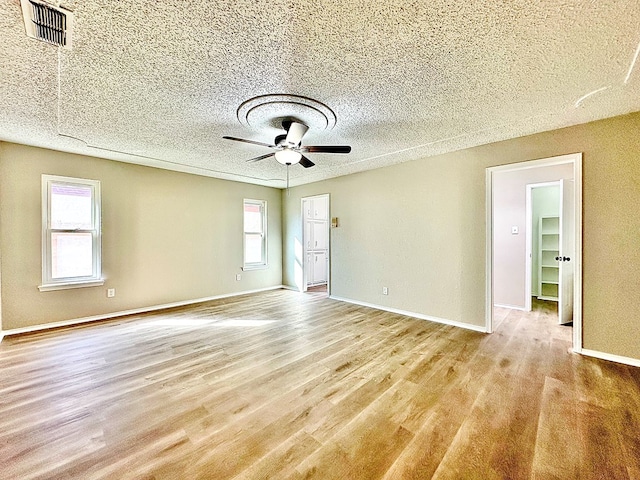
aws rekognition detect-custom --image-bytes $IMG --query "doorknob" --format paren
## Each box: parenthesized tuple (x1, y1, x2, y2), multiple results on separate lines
(555, 256, 571, 262)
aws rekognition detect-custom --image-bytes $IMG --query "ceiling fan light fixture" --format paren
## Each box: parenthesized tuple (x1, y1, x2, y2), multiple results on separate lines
(275, 149, 302, 165)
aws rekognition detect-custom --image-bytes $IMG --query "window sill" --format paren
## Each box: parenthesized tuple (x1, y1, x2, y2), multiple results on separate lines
(38, 279, 105, 292)
(242, 264, 268, 271)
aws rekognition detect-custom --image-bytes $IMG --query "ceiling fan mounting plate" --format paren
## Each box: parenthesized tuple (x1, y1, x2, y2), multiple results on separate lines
(236, 94, 337, 131)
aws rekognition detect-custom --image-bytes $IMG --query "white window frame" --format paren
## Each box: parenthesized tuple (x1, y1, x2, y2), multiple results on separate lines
(243, 199, 268, 270)
(38, 175, 104, 291)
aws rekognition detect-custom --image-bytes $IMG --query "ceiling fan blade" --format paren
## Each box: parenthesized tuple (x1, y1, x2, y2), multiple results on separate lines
(299, 155, 315, 168)
(246, 153, 275, 163)
(285, 122, 308, 146)
(303, 145, 351, 154)
(223, 136, 275, 148)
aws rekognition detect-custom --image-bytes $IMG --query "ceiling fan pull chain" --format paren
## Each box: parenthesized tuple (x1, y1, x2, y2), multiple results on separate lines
(286, 164, 290, 196)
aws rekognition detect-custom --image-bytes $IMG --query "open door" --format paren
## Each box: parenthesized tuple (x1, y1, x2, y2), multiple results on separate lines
(558, 179, 574, 325)
(302, 194, 330, 293)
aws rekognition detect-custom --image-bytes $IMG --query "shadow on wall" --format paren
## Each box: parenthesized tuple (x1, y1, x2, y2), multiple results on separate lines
(295, 237, 304, 291)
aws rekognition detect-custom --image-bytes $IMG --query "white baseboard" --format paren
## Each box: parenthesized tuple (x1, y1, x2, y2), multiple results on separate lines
(1, 285, 285, 339)
(580, 348, 640, 368)
(329, 295, 487, 333)
(493, 303, 526, 311)
(280, 284, 301, 292)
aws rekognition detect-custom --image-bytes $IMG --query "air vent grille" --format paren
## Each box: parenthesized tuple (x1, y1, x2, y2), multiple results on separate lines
(20, 0, 73, 49)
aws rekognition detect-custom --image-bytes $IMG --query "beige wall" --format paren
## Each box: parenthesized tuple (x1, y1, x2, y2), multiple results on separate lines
(284, 155, 486, 327)
(0, 143, 282, 330)
(283, 112, 640, 361)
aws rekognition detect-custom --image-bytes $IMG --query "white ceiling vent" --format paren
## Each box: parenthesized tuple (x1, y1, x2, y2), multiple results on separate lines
(20, 0, 73, 49)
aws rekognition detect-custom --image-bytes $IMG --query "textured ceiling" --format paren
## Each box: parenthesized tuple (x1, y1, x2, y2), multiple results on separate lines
(1, 0, 640, 187)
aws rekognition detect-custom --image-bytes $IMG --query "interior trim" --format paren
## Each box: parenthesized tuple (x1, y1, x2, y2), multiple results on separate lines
(581, 348, 640, 368)
(329, 295, 487, 333)
(493, 303, 526, 311)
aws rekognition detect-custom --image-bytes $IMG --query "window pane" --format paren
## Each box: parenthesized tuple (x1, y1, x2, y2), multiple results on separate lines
(244, 233, 263, 263)
(51, 232, 93, 278)
(244, 203, 263, 233)
(51, 183, 93, 230)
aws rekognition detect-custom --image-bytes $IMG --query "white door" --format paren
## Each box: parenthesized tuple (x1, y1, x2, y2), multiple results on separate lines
(558, 179, 574, 325)
(304, 199, 313, 219)
(312, 198, 328, 220)
(312, 222, 328, 250)
(312, 252, 327, 283)
(302, 195, 330, 290)
(305, 220, 313, 249)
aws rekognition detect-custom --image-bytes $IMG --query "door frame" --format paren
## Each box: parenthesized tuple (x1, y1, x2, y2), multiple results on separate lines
(485, 153, 583, 352)
(301, 194, 330, 294)
(525, 181, 562, 312)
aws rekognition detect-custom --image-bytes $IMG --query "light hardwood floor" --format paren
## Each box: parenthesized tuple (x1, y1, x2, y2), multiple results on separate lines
(1, 290, 639, 479)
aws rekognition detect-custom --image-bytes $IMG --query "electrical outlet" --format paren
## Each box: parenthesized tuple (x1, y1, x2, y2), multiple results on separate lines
(382, 286, 388, 295)
(107, 288, 116, 298)
(235, 274, 242, 281)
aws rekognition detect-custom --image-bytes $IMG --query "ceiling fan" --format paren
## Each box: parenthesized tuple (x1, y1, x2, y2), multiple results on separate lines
(222, 120, 351, 168)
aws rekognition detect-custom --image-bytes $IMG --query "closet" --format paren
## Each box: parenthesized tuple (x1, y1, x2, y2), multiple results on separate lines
(539, 215, 560, 300)
(303, 196, 329, 288)
(531, 184, 560, 301)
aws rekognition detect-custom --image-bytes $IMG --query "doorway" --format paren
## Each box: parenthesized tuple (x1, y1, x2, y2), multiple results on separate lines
(301, 194, 330, 295)
(486, 153, 582, 352)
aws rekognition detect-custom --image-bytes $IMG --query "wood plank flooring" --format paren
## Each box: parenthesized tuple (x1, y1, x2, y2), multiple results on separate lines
(1, 290, 639, 479)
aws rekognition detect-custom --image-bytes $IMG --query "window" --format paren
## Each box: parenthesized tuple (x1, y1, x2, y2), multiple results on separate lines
(39, 175, 103, 291)
(243, 199, 267, 269)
